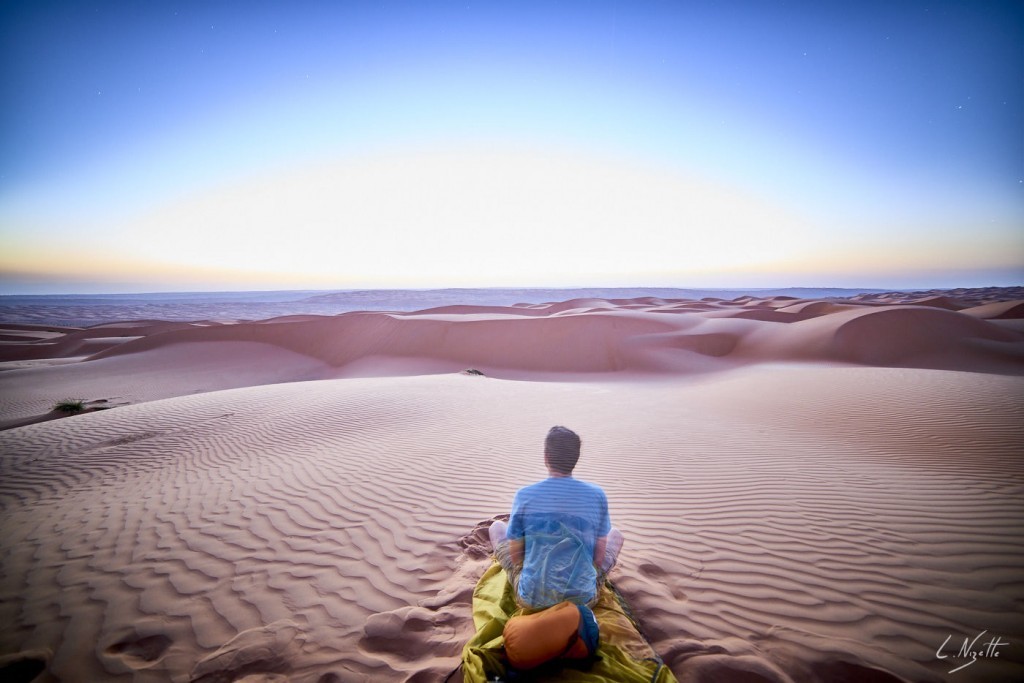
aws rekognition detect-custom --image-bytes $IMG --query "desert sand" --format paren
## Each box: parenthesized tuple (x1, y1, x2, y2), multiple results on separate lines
(1, 290, 1022, 682)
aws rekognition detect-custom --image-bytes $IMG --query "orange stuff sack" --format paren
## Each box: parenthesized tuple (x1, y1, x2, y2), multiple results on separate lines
(503, 601, 599, 670)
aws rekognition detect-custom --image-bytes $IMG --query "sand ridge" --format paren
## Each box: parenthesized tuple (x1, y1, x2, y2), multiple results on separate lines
(1, 291, 1023, 682)
(1, 291, 1021, 430)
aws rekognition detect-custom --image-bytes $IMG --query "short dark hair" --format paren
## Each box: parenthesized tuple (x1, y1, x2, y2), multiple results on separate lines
(545, 426, 581, 474)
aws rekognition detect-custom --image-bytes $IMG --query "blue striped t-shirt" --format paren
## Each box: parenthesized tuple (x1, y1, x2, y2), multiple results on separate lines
(507, 476, 611, 608)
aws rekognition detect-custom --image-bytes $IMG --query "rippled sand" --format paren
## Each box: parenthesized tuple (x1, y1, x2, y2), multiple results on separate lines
(1, 293, 1022, 682)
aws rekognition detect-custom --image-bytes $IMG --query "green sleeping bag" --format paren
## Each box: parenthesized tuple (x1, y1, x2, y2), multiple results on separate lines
(458, 561, 679, 683)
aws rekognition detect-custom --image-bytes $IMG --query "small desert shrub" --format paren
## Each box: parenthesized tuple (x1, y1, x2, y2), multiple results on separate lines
(464, 368, 485, 376)
(53, 399, 86, 413)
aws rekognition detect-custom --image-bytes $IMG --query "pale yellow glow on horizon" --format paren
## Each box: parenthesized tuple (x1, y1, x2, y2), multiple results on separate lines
(117, 146, 816, 285)
(4, 145, 1019, 291)
(0, 237, 331, 289)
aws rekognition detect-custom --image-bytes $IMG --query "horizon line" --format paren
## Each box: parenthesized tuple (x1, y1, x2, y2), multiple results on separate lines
(4, 283, 1021, 299)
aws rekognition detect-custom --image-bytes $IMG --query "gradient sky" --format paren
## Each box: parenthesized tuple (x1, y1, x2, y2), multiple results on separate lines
(1, 0, 1022, 294)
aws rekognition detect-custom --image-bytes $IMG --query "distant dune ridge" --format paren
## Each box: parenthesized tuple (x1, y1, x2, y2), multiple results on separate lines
(1, 288, 1022, 682)
(0, 286, 899, 328)
(1, 288, 1021, 402)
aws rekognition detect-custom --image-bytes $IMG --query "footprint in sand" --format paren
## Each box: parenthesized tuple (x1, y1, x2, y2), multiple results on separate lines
(638, 560, 690, 601)
(809, 660, 908, 683)
(105, 633, 173, 666)
(189, 620, 300, 683)
(672, 652, 909, 683)
(360, 605, 464, 656)
(676, 654, 792, 683)
(0, 651, 48, 683)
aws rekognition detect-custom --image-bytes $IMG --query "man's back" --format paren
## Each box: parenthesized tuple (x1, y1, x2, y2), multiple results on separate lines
(508, 476, 610, 608)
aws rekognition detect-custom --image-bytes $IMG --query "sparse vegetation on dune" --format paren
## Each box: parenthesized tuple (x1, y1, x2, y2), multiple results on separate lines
(53, 399, 86, 414)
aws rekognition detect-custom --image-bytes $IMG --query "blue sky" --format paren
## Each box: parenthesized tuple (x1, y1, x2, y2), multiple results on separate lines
(1, 0, 1022, 293)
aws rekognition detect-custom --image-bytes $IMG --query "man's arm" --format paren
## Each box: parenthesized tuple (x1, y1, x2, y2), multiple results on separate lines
(593, 535, 607, 568)
(510, 537, 525, 569)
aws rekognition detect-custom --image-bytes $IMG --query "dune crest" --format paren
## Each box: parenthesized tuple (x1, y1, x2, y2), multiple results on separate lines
(2, 291, 1021, 430)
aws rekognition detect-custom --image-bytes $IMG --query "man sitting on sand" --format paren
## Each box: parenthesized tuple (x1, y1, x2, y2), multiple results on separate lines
(489, 426, 623, 609)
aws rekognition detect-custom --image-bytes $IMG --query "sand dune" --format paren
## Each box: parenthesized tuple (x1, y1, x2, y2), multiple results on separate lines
(1, 291, 1023, 682)
(961, 300, 1024, 320)
(2, 292, 1021, 422)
